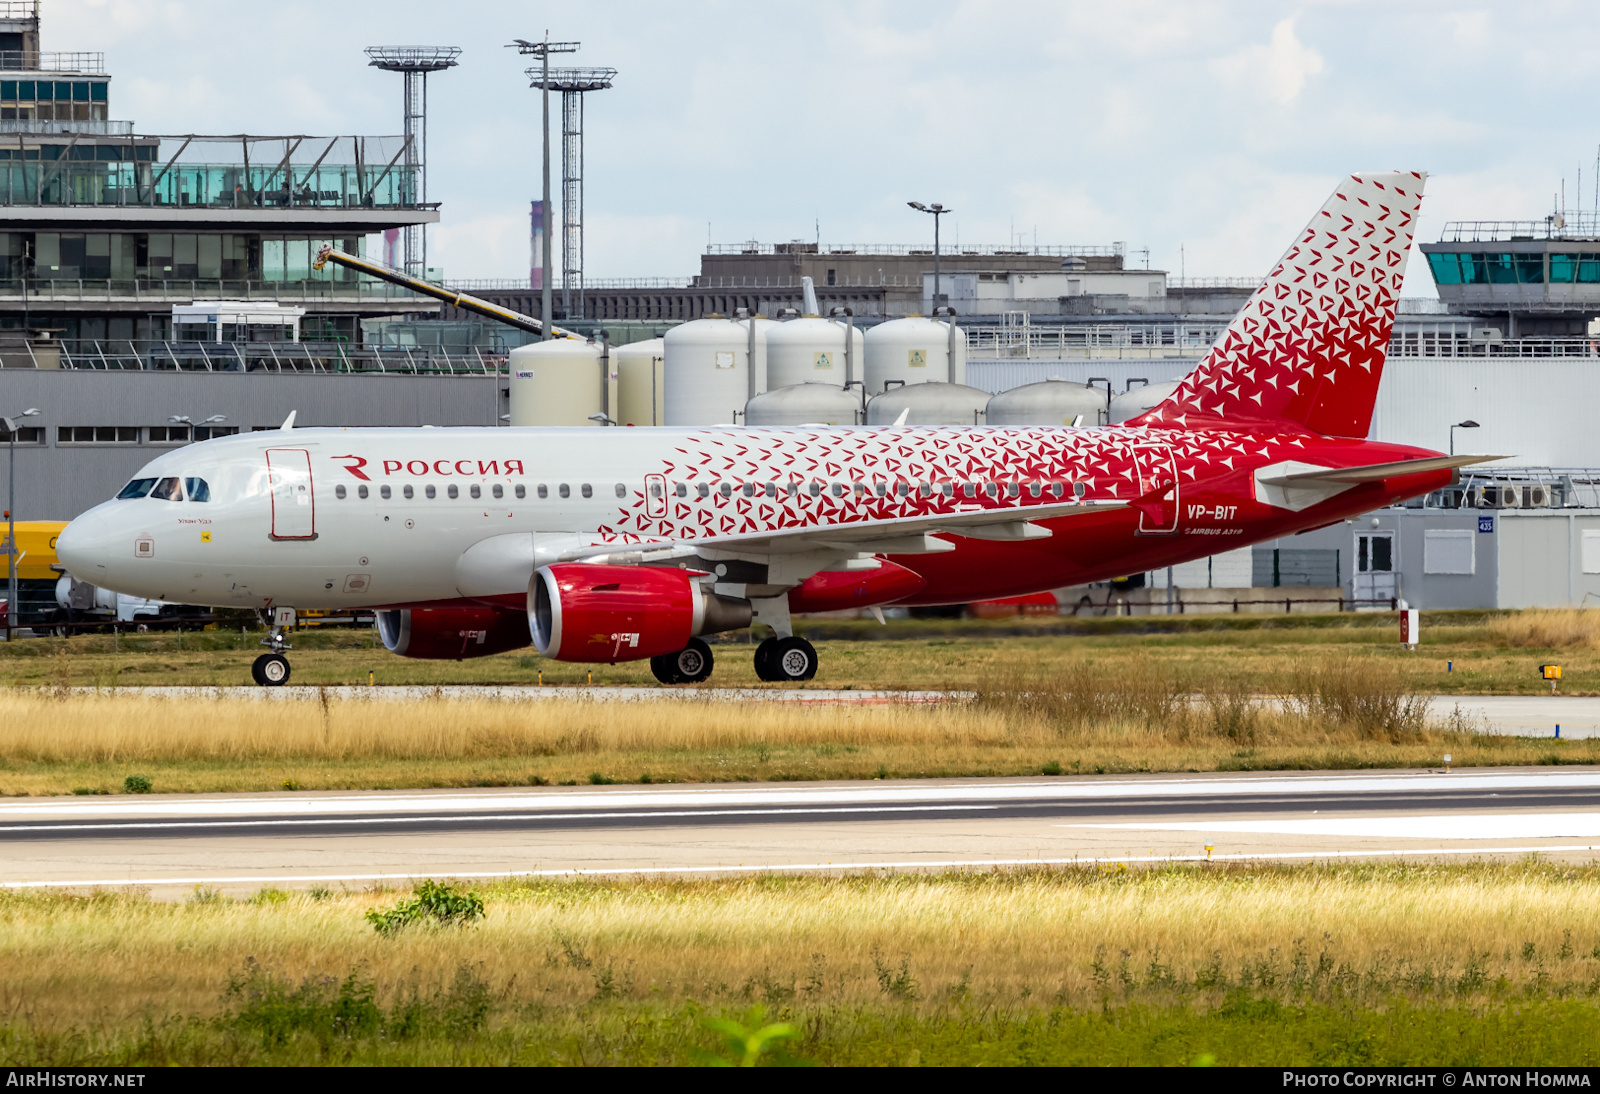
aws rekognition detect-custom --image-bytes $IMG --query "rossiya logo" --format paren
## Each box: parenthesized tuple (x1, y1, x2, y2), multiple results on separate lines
(331, 454, 371, 481)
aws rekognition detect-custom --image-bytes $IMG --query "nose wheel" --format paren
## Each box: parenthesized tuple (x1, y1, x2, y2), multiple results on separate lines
(251, 653, 291, 687)
(650, 637, 714, 685)
(754, 636, 818, 682)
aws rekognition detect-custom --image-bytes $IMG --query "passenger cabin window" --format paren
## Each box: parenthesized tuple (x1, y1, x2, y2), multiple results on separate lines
(559, 484, 570, 499)
(515, 485, 526, 499)
(614, 483, 626, 498)
(696, 483, 710, 499)
(1028, 483, 1042, 497)
(403, 485, 414, 499)
(719, 483, 733, 498)
(963, 483, 977, 498)
(1050, 482, 1064, 498)
(381, 485, 392, 500)
(447, 484, 459, 499)
(537, 485, 548, 499)
(1006, 483, 1020, 498)
(742, 483, 756, 498)
(985, 482, 998, 498)
(581, 483, 593, 499)
(335, 484, 347, 500)
(425, 485, 437, 499)
(1073, 481, 1087, 498)
(809, 482, 822, 498)
(674, 483, 688, 498)
(469, 484, 481, 499)
(117, 478, 156, 499)
(359, 485, 369, 499)
(492, 484, 504, 499)
(896, 482, 909, 497)
(151, 477, 183, 501)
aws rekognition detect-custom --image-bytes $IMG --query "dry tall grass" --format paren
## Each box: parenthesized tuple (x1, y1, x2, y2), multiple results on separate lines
(1486, 608, 1600, 650)
(0, 653, 1590, 793)
(3, 865, 1599, 1027)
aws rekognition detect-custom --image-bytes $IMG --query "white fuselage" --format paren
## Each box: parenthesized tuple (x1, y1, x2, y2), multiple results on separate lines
(55, 424, 1139, 611)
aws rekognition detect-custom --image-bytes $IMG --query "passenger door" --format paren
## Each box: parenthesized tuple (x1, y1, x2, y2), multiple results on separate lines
(1132, 443, 1179, 534)
(265, 448, 316, 540)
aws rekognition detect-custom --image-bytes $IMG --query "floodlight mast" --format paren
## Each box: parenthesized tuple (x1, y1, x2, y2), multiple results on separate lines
(907, 201, 951, 308)
(512, 38, 578, 340)
(365, 46, 461, 279)
(515, 39, 614, 330)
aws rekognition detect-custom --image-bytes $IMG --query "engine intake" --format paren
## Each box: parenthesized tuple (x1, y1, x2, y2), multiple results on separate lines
(530, 563, 751, 663)
(376, 606, 532, 660)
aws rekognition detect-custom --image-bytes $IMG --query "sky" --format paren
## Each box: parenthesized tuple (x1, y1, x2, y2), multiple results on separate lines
(47, 0, 1600, 289)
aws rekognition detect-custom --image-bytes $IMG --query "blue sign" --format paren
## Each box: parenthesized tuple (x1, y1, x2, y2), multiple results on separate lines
(1478, 515, 1495, 534)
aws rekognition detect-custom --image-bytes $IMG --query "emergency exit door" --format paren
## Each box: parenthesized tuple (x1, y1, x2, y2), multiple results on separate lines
(266, 448, 316, 539)
(1353, 532, 1394, 606)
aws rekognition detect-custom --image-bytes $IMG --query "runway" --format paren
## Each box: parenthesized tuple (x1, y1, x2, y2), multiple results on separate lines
(6, 767, 1600, 897)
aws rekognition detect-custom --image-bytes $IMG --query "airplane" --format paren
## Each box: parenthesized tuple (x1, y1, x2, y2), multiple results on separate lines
(56, 170, 1490, 687)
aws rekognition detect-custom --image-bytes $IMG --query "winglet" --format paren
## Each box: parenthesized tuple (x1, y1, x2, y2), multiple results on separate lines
(892, 407, 910, 427)
(280, 411, 297, 431)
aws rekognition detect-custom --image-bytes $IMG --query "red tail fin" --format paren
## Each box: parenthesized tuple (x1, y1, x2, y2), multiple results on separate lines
(1134, 171, 1425, 437)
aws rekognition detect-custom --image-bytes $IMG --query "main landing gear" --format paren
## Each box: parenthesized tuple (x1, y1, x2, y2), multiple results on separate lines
(754, 636, 818, 682)
(650, 637, 714, 685)
(251, 608, 294, 687)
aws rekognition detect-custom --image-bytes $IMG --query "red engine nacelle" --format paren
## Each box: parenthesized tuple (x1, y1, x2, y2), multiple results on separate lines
(531, 563, 750, 663)
(377, 606, 531, 660)
(788, 559, 926, 613)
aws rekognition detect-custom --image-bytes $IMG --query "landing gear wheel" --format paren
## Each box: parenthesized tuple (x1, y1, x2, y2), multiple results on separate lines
(769, 636, 818, 682)
(252, 653, 291, 687)
(649, 637, 714, 685)
(753, 637, 781, 681)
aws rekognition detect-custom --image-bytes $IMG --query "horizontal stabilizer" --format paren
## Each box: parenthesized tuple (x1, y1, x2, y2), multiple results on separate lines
(1255, 454, 1506, 512)
(1260, 453, 1507, 487)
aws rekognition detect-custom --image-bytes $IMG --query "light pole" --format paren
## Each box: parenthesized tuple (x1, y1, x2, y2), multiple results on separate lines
(3, 406, 39, 641)
(907, 201, 951, 310)
(1450, 419, 1479, 456)
(512, 36, 580, 341)
(169, 413, 226, 441)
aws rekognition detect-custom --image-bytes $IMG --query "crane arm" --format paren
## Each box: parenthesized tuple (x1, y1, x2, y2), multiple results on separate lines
(312, 246, 580, 339)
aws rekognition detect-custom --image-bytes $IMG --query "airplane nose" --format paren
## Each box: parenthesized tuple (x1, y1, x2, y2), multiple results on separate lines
(55, 512, 109, 581)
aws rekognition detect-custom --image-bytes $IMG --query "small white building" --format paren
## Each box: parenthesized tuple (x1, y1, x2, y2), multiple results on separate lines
(171, 301, 306, 343)
(927, 267, 1166, 315)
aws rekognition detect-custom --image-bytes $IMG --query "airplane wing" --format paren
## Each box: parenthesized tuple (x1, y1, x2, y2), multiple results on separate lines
(556, 499, 1126, 586)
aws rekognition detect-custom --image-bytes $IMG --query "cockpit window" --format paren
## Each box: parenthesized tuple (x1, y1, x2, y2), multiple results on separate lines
(184, 478, 211, 502)
(151, 477, 183, 501)
(117, 478, 157, 499)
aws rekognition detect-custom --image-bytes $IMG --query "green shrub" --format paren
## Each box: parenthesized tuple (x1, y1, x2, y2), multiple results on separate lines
(122, 774, 152, 794)
(365, 880, 484, 936)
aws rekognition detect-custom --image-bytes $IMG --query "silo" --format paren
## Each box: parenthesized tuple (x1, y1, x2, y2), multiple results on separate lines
(765, 316, 864, 389)
(662, 316, 773, 426)
(985, 379, 1105, 427)
(744, 382, 863, 427)
(863, 315, 966, 393)
(614, 337, 665, 426)
(507, 338, 604, 427)
(866, 381, 990, 426)
(1109, 380, 1181, 424)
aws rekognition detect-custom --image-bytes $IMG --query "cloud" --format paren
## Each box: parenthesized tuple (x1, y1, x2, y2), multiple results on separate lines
(1210, 17, 1326, 106)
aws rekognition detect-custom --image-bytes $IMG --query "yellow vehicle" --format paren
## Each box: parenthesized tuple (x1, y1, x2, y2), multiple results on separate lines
(3, 520, 68, 630)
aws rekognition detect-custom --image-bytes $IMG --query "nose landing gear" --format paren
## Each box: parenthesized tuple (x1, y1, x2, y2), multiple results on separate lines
(252, 607, 295, 687)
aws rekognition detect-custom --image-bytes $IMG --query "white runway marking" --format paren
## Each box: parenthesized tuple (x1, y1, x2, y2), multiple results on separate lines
(1073, 813, 1600, 840)
(1, 768, 1596, 821)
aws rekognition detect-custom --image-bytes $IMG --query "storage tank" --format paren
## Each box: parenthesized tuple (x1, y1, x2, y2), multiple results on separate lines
(866, 381, 990, 426)
(743, 382, 862, 427)
(863, 315, 966, 393)
(614, 337, 664, 427)
(1109, 380, 1181, 424)
(765, 316, 864, 390)
(662, 316, 773, 426)
(985, 379, 1105, 427)
(507, 338, 604, 427)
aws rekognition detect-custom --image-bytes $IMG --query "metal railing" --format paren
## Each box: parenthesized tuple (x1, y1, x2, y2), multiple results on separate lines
(963, 320, 1228, 358)
(690, 274, 921, 289)
(1439, 217, 1600, 242)
(50, 337, 508, 375)
(444, 276, 694, 292)
(0, 51, 105, 73)
(0, 119, 132, 136)
(1167, 277, 1262, 289)
(0, 278, 433, 303)
(706, 241, 1125, 258)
